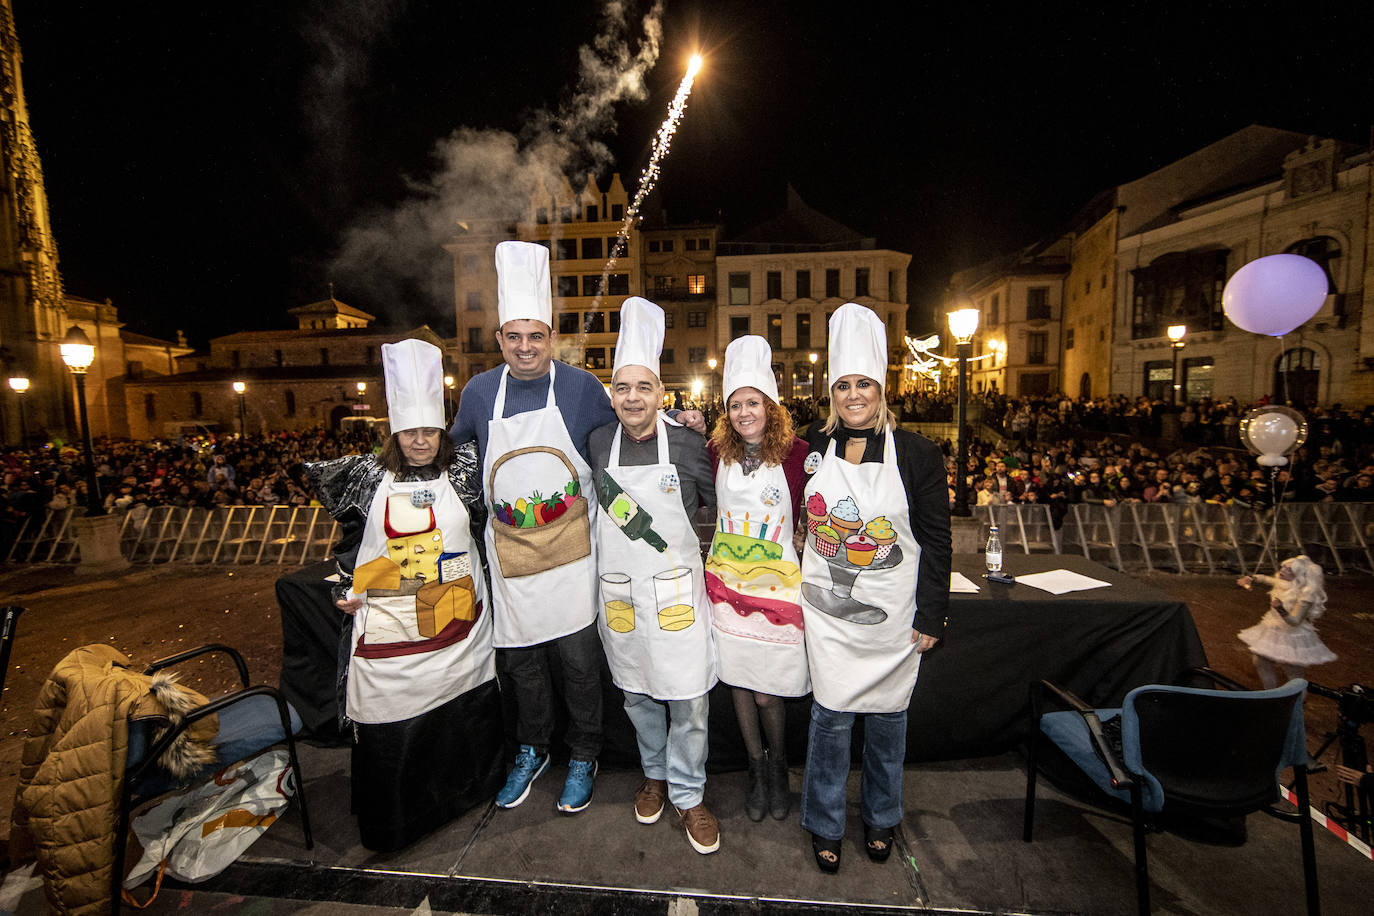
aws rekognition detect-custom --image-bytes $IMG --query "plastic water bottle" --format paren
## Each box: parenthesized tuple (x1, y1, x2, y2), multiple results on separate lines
(985, 525, 1003, 575)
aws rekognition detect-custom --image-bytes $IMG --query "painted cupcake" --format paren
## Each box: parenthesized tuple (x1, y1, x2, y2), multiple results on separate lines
(829, 495, 863, 539)
(813, 524, 841, 558)
(806, 493, 828, 534)
(845, 534, 878, 566)
(864, 516, 897, 559)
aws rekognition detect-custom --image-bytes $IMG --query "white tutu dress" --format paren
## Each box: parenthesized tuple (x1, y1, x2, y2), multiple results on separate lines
(1237, 569, 1337, 668)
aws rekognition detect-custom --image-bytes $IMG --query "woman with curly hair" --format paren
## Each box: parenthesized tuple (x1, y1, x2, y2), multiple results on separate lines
(1237, 555, 1337, 688)
(705, 336, 809, 822)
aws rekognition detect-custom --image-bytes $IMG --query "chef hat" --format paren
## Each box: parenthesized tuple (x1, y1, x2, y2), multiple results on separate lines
(827, 302, 888, 392)
(722, 335, 779, 404)
(495, 240, 552, 328)
(382, 338, 445, 432)
(612, 297, 664, 380)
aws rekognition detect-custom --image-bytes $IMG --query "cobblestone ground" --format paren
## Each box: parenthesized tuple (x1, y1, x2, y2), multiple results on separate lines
(2, 561, 1371, 847)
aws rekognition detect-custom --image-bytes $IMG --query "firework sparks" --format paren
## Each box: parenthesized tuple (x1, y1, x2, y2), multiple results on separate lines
(584, 54, 702, 331)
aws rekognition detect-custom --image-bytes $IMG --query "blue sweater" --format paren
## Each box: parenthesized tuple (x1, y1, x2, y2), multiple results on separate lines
(450, 362, 616, 465)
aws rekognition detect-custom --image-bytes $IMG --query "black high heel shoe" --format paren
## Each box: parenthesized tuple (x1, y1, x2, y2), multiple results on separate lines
(864, 824, 894, 863)
(811, 833, 841, 873)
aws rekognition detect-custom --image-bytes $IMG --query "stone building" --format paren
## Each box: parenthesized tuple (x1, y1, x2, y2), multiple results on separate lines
(639, 219, 719, 400)
(123, 299, 452, 439)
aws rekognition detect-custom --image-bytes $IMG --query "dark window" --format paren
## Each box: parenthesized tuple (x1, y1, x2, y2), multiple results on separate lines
(662, 239, 674, 252)
(284, 389, 296, 417)
(144, 393, 156, 420)
(585, 311, 606, 333)
(730, 315, 750, 340)
(585, 347, 606, 369)
(688, 311, 707, 328)
(1143, 359, 1173, 400)
(1064, 328, 1075, 350)
(191, 392, 203, 418)
(649, 240, 661, 253)
(468, 327, 484, 351)
(1183, 356, 1214, 402)
(536, 208, 549, 224)
(609, 310, 621, 333)
(729, 272, 750, 306)
(685, 239, 697, 251)
(581, 237, 603, 260)
(607, 237, 622, 257)
(462, 254, 480, 274)
(365, 346, 375, 365)
(558, 312, 579, 334)
(855, 267, 870, 298)
(689, 347, 707, 363)
(320, 347, 329, 366)
(585, 204, 598, 221)
(1275, 347, 1321, 407)
(611, 204, 624, 221)
(231, 350, 241, 369)
(556, 239, 578, 260)
(607, 274, 629, 295)
(661, 348, 675, 364)
(990, 293, 1000, 324)
(1027, 287, 1051, 320)
(1286, 236, 1342, 319)
(698, 238, 710, 250)
(1027, 331, 1048, 365)
(767, 313, 782, 349)
(557, 275, 579, 297)
(466, 291, 483, 310)
(825, 269, 840, 298)
(582, 275, 601, 297)
(559, 207, 572, 222)
(274, 349, 284, 367)
(796, 270, 811, 299)
(767, 271, 782, 300)
(1130, 249, 1228, 339)
(796, 313, 811, 349)
(655, 276, 676, 296)
(888, 270, 899, 300)
(664, 311, 675, 329)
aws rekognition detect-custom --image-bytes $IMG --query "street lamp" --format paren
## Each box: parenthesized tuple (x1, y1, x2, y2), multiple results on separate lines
(232, 381, 247, 437)
(948, 307, 980, 518)
(8, 376, 29, 446)
(60, 326, 102, 516)
(444, 374, 455, 423)
(809, 351, 819, 398)
(1167, 325, 1186, 406)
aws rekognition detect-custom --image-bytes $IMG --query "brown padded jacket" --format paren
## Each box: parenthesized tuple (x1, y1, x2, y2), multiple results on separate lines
(10, 645, 218, 916)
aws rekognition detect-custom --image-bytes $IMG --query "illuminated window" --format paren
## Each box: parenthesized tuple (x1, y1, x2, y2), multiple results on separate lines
(688, 274, 706, 295)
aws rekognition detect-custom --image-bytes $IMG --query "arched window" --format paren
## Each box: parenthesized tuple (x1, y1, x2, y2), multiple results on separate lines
(1275, 348, 1320, 407)
(1285, 236, 1343, 321)
(284, 389, 296, 417)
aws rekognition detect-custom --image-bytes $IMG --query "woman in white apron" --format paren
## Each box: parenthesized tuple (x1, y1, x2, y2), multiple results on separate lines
(798, 304, 951, 873)
(705, 336, 810, 822)
(307, 339, 502, 852)
(591, 298, 721, 855)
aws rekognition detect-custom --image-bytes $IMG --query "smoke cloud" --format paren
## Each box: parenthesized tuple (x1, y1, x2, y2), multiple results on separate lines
(322, 0, 665, 329)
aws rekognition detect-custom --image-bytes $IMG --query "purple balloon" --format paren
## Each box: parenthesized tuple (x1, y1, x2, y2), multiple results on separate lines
(1222, 253, 1329, 336)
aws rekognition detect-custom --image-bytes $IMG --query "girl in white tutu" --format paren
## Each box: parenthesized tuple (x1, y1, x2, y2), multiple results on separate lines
(1236, 555, 1337, 688)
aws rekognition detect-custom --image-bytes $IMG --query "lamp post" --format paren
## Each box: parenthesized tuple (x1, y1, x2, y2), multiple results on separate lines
(948, 308, 980, 518)
(1167, 325, 1186, 406)
(808, 351, 819, 398)
(60, 326, 102, 516)
(443, 375, 455, 424)
(8, 375, 29, 446)
(232, 381, 247, 437)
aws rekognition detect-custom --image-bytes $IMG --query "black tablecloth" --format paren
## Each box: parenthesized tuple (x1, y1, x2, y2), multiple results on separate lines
(275, 554, 1206, 765)
(908, 553, 1208, 761)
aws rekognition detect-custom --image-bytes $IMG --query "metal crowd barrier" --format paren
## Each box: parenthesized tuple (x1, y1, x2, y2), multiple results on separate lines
(6, 505, 339, 566)
(6, 502, 1372, 574)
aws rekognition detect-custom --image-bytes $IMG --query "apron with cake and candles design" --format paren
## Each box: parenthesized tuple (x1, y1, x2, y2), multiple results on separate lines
(483, 363, 598, 648)
(594, 417, 716, 700)
(346, 471, 494, 724)
(705, 457, 809, 696)
(800, 430, 921, 713)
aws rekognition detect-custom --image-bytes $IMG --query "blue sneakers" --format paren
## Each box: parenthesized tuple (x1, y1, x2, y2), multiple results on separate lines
(496, 745, 549, 809)
(557, 758, 598, 814)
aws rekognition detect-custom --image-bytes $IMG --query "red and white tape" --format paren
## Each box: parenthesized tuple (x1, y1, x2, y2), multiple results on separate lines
(1280, 785, 1374, 862)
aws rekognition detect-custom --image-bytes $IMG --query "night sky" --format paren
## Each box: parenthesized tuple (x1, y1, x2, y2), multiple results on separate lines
(13, 1, 1373, 348)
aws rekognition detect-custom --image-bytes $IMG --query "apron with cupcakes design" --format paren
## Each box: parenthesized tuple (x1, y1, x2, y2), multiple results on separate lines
(799, 430, 921, 713)
(594, 418, 716, 700)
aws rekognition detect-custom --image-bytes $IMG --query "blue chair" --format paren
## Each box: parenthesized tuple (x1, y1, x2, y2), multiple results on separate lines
(1023, 668, 1318, 915)
(112, 644, 314, 914)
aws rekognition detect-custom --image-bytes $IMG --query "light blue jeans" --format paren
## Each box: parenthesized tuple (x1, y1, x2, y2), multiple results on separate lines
(800, 701, 907, 841)
(622, 691, 710, 809)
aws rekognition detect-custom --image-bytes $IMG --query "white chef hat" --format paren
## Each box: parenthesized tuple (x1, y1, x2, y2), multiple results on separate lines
(722, 335, 779, 404)
(612, 296, 664, 380)
(382, 338, 445, 432)
(827, 302, 888, 392)
(495, 240, 552, 328)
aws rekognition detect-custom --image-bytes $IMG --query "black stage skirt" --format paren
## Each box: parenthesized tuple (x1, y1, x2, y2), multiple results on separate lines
(351, 677, 504, 852)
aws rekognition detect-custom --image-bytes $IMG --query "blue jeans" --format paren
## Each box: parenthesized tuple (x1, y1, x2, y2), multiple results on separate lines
(800, 701, 907, 841)
(622, 691, 709, 809)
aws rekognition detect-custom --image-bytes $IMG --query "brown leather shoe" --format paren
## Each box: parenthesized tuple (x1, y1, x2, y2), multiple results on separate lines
(634, 778, 668, 824)
(674, 802, 721, 854)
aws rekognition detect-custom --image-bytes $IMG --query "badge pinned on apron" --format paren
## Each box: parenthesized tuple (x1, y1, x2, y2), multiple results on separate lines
(659, 471, 680, 494)
(410, 487, 436, 509)
(804, 451, 823, 475)
(760, 484, 782, 507)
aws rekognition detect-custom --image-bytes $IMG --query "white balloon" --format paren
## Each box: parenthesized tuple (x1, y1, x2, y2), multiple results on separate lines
(1222, 254, 1329, 336)
(1247, 411, 1298, 456)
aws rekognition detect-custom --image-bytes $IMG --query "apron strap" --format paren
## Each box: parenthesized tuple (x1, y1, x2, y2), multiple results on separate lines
(492, 362, 558, 417)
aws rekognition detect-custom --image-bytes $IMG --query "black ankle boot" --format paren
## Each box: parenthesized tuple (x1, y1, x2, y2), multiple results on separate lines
(745, 754, 768, 822)
(768, 752, 790, 820)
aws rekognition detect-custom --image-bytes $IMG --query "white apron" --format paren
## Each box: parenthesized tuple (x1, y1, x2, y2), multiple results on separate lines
(483, 363, 599, 648)
(346, 471, 494, 724)
(800, 431, 921, 713)
(705, 458, 809, 696)
(594, 418, 716, 700)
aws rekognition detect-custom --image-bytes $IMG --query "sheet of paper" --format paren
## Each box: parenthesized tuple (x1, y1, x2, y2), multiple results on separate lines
(1015, 569, 1113, 595)
(950, 571, 980, 593)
